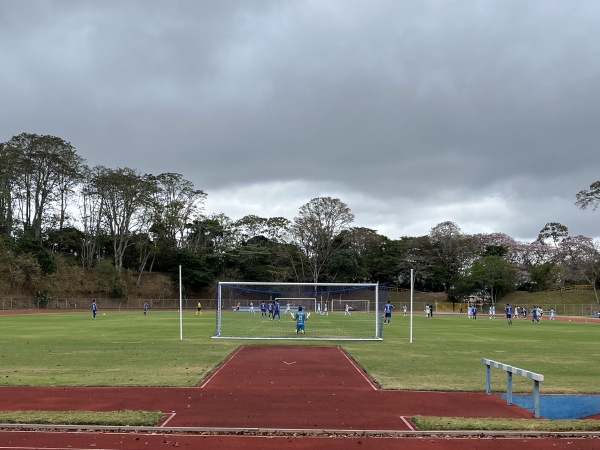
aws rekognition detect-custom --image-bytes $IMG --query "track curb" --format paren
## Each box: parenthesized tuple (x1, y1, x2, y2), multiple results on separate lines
(1, 423, 600, 438)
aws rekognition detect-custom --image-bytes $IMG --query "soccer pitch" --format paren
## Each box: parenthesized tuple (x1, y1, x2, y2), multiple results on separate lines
(0, 310, 598, 393)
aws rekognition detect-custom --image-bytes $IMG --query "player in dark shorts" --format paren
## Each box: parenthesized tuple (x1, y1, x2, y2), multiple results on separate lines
(505, 303, 513, 326)
(272, 301, 281, 320)
(384, 301, 393, 324)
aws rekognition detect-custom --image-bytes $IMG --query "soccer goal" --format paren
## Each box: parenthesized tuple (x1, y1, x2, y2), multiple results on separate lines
(213, 281, 384, 340)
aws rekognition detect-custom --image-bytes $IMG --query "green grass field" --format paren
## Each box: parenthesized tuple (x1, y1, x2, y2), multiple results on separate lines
(1, 310, 599, 394)
(218, 309, 378, 339)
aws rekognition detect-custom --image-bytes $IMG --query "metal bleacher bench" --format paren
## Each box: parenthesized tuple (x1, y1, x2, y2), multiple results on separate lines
(482, 358, 544, 418)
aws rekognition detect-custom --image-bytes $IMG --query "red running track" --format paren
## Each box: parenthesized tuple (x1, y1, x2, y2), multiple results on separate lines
(0, 345, 598, 449)
(0, 345, 535, 430)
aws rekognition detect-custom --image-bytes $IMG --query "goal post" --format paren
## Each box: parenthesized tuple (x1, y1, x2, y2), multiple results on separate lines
(213, 281, 384, 340)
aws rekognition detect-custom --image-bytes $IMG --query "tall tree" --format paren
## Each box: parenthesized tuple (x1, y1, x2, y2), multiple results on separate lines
(575, 181, 600, 211)
(8, 133, 83, 240)
(396, 235, 437, 290)
(150, 172, 206, 246)
(472, 232, 536, 288)
(469, 255, 517, 304)
(92, 167, 158, 277)
(557, 235, 600, 304)
(77, 165, 105, 270)
(429, 221, 476, 294)
(229, 215, 295, 281)
(537, 222, 569, 247)
(327, 227, 400, 283)
(291, 197, 354, 283)
(133, 173, 206, 284)
(0, 142, 20, 237)
(233, 215, 291, 245)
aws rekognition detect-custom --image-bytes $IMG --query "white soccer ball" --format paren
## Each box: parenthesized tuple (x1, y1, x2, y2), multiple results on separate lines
(103, 313, 106, 316)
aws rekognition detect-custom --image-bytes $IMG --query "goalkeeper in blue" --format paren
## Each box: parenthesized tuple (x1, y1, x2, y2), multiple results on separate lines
(291, 305, 310, 334)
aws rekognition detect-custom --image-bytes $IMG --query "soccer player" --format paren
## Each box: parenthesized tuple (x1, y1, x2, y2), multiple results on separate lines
(425, 304, 430, 318)
(471, 305, 477, 320)
(345, 304, 351, 315)
(549, 308, 555, 320)
(236, 302, 240, 312)
(249, 302, 255, 314)
(272, 300, 281, 320)
(291, 305, 309, 334)
(92, 299, 97, 319)
(383, 301, 393, 324)
(317, 302, 321, 315)
(260, 301, 266, 317)
(285, 302, 291, 314)
(196, 301, 202, 316)
(144, 300, 148, 316)
(403, 304, 407, 316)
(531, 306, 540, 323)
(323, 303, 328, 316)
(505, 303, 513, 326)
(268, 301, 274, 318)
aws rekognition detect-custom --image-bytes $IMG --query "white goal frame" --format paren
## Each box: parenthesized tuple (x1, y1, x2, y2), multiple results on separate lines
(214, 281, 382, 340)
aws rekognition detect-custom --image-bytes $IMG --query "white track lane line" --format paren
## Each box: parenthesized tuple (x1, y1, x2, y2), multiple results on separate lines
(198, 345, 245, 389)
(400, 416, 415, 431)
(337, 346, 379, 391)
(160, 412, 177, 427)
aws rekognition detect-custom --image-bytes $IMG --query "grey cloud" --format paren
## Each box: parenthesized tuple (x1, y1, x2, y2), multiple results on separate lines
(2, 0, 600, 241)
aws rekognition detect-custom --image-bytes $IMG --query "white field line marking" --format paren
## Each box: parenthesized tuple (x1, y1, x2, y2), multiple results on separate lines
(198, 345, 245, 389)
(400, 416, 415, 431)
(160, 412, 177, 427)
(337, 346, 379, 391)
(283, 361, 296, 365)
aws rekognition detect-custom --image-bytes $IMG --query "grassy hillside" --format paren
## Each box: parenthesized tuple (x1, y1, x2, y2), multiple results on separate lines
(503, 289, 599, 305)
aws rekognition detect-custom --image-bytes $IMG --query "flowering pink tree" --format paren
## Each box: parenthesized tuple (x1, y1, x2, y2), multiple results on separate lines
(557, 235, 600, 304)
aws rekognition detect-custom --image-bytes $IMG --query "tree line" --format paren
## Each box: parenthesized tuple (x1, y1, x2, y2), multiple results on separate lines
(1, 133, 599, 303)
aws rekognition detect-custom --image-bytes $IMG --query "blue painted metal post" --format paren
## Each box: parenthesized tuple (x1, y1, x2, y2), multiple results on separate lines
(506, 371, 513, 405)
(533, 380, 541, 418)
(485, 364, 491, 395)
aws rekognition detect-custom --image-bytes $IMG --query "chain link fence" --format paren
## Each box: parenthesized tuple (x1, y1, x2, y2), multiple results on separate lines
(0, 297, 218, 311)
(2, 297, 600, 318)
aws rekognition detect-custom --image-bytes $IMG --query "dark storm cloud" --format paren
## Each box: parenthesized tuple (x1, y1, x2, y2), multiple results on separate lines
(2, 0, 600, 241)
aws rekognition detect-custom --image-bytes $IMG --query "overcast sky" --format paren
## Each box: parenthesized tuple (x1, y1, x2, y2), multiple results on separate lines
(2, 0, 600, 242)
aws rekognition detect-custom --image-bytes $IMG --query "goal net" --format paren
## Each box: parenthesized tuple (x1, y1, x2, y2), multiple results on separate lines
(213, 282, 384, 340)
